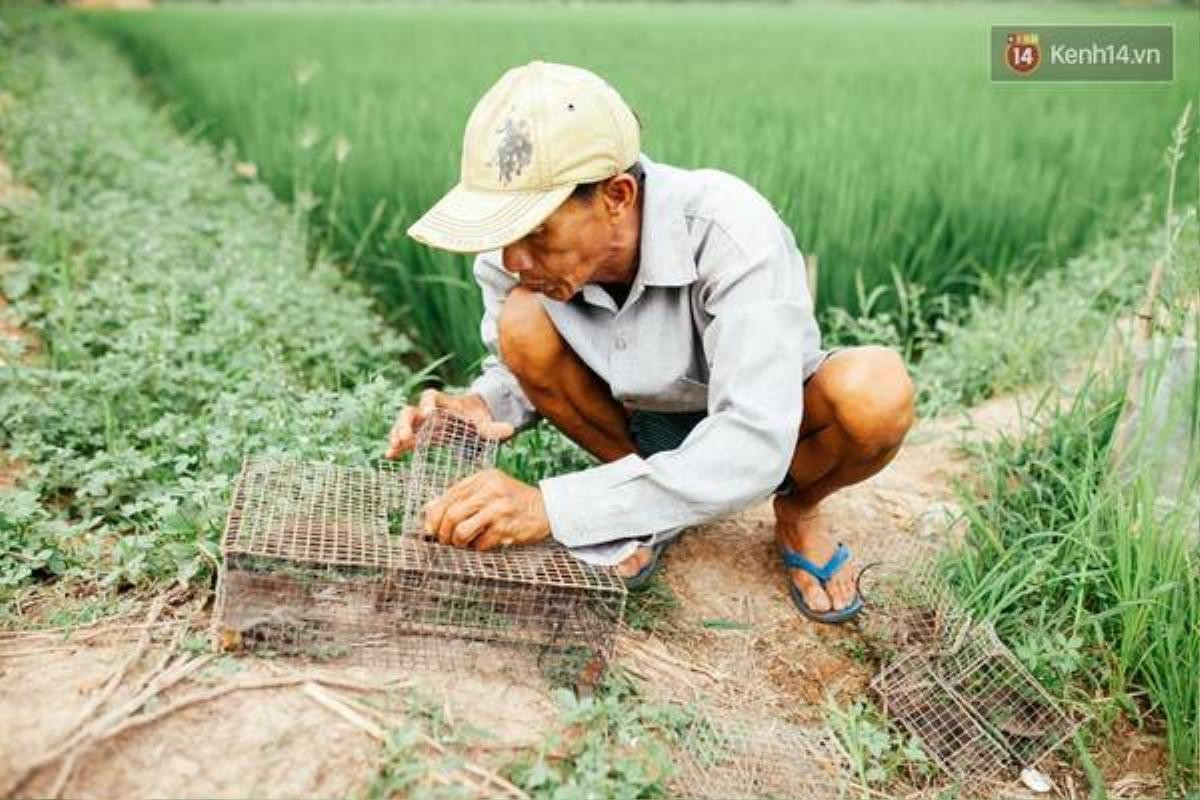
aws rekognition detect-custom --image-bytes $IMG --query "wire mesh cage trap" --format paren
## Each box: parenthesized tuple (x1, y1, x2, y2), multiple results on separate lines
(670, 711, 849, 800)
(211, 410, 627, 681)
(857, 544, 972, 654)
(863, 550, 1080, 786)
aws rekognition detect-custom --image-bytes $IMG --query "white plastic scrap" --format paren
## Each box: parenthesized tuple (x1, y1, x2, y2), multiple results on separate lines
(1020, 766, 1053, 793)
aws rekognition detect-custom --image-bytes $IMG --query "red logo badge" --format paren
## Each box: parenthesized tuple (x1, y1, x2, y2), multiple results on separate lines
(1005, 32, 1041, 75)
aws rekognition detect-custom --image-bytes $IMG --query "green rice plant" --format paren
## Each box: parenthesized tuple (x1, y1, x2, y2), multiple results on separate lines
(82, 2, 1200, 379)
(823, 202, 1159, 416)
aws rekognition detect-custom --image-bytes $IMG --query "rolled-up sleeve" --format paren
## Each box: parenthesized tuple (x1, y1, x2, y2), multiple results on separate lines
(539, 222, 817, 549)
(467, 252, 540, 430)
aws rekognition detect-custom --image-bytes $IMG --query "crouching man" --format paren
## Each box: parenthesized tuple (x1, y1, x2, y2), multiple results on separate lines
(387, 61, 914, 623)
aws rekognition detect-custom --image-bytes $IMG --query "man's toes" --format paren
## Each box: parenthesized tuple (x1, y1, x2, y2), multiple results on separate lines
(827, 572, 859, 610)
(616, 547, 652, 577)
(792, 571, 832, 612)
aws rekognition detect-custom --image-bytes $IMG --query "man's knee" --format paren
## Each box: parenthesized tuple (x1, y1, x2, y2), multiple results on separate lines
(498, 287, 561, 388)
(822, 346, 915, 451)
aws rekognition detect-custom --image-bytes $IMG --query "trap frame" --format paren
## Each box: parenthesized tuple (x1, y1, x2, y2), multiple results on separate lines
(212, 410, 627, 679)
(863, 547, 1080, 786)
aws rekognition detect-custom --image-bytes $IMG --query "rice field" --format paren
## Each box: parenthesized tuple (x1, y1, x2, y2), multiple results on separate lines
(84, 2, 1199, 379)
(4, 8, 1199, 795)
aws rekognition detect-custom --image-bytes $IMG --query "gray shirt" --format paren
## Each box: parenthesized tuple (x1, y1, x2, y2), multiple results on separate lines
(469, 153, 822, 563)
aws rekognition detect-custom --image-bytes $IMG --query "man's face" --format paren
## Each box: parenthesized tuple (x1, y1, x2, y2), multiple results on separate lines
(500, 191, 617, 302)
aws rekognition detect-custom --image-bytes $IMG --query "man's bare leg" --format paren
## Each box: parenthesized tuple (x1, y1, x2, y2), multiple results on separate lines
(499, 288, 636, 462)
(497, 288, 656, 576)
(498, 290, 915, 588)
(775, 347, 915, 612)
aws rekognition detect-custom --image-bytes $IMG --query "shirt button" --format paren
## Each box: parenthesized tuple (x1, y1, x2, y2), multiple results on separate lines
(614, 337, 626, 351)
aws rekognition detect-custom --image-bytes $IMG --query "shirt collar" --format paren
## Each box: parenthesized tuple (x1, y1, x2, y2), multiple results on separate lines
(577, 153, 698, 312)
(635, 153, 699, 288)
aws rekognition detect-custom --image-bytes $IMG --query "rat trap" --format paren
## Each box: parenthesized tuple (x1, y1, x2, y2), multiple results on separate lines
(864, 550, 1079, 787)
(211, 410, 626, 680)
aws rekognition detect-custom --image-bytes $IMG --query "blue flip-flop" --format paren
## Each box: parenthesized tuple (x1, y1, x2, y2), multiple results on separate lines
(780, 542, 866, 624)
(624, 539, 673, 591)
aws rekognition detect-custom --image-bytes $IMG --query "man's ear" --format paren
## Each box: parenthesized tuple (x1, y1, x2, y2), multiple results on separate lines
(601, 173, 639, 218)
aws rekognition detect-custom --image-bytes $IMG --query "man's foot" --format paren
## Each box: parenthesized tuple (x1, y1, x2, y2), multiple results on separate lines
(774, 500, 859, 613)
(615, 545, 655, 578)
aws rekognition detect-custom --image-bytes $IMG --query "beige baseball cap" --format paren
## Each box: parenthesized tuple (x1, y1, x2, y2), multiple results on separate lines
(407, 61, 641, 254)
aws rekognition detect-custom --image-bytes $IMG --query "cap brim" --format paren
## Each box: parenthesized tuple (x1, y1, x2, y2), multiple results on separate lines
(407, 182, 575, 254)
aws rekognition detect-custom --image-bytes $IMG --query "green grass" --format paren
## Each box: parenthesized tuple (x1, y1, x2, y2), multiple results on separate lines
(938, 105, 1200, 789)
(943, 338, 1199, 788)
(82, 2, 1199, 380)
(623, 574, 680, 634)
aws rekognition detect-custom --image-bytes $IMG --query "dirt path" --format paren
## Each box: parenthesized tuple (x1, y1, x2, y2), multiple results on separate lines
(628, 388, 1050, 713)
(0, 384, 1068, 799)
(0, 630, 557, 799)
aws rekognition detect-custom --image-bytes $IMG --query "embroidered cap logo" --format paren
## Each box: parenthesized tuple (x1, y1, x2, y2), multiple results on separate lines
(491, 117, 532, 186)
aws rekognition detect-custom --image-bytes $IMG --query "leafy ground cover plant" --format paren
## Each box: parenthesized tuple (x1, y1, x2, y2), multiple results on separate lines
(0, 17, 426, 606)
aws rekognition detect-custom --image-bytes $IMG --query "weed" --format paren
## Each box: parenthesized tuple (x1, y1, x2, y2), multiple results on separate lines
(506, 675, 694, 799)
(496, 421, 596, 485)
(180, 633, 211, 657)
(699, 618, 751, 632)
(0, 20, 422, 608)
(362, 689, 476, 800)
(945, 339, 1199, 788)
(826, 698, 933, 788)
(623, 574, 680, 635)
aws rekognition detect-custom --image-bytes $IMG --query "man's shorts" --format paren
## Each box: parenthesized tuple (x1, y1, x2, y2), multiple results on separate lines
(626, 348, 841, 497)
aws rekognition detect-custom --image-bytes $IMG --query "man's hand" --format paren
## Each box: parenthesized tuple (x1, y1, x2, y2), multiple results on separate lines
(424, 469, 551, 551)
(385, 389, 514, 459)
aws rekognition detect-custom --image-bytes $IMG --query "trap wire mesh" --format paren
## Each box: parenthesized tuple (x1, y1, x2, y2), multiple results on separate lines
(858, 547, 972, 653)
(212, 410, 626, 678)
(862, 547, 1079, 786)
(670, 712, 851, 800)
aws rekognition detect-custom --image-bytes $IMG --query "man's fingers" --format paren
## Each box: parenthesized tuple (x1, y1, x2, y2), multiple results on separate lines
(451, 508, 494, 549)
(477, 420, 514, 441)
(437, 494, 479, 544)
(424, 475, 477, 542)
(424, 494, 449, 543)
(471, 528, 511, 552)
(433, 487, 486, 546)
(386, 406, 419, 458)
(423, 475, 476, 538)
